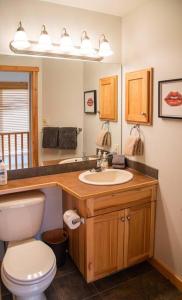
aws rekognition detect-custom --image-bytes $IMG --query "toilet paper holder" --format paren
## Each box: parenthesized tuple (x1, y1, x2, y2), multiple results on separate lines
(72, 216, 85, 225)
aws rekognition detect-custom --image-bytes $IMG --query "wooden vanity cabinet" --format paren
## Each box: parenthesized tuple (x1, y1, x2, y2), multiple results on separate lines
(86, 201, 155, 282)
(62, 186, 156, 283)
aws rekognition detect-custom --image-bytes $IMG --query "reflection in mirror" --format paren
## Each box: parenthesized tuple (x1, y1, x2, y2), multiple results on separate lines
(0, 54, 121, 170)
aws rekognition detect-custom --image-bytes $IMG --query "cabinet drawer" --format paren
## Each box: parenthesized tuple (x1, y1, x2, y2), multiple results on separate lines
(86, 188, 153, 217)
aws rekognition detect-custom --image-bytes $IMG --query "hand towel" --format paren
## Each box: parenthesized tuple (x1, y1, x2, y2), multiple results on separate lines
(124, 136, 143, 156)
(58, 127, 77, 150)
(96, 130, 111, 148)
(42, 127, 59, 148)
(103, 131, 111, 147)
(112, 164, 125, 169)
(96, 129, 108, 147)
(112, 154, 125, 166)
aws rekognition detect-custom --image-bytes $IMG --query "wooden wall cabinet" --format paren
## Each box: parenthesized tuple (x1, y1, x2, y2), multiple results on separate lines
(125, 68, 153, 125)
(63, 185, 157, 283)
(99, 76, 118, 121)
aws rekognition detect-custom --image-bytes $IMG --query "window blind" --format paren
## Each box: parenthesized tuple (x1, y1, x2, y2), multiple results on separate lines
(0, 82, 30, 169)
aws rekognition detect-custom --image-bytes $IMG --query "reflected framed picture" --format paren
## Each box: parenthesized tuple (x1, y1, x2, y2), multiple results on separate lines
(84, 90, 97, 114)
(158, 78, 182, 119)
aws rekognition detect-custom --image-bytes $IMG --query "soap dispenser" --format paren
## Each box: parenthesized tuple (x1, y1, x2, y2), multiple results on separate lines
(101, 152, 108, 170)
(97, 149, 102, 168)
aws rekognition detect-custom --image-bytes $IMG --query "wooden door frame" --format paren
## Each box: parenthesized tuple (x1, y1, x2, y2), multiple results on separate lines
(0, 65, 39, 167)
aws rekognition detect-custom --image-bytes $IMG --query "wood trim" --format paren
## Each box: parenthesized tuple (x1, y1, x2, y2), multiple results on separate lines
(31, 71, 39, 167)
(0, 65, 39, 72)
(0, 82, 28, 89)
(150, 258, 182, 292)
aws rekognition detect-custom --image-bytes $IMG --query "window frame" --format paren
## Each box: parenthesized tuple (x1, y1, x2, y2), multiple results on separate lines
(0, 65, 39, 167)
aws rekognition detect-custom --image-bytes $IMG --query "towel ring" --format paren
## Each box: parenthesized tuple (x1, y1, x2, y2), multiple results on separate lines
(102, 121, 110, 131)
(130, 124, 140, 137)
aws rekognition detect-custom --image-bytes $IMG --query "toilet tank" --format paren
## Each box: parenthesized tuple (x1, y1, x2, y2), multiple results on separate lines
(0, 190, 45, 241)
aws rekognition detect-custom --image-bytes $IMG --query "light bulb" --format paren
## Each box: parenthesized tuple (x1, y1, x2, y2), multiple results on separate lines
(99, 35, 113, 57)
(12, 21, 30, 49)
(38, 25, 52, 51)
(60, 28, 73, 52)
(80, 31, 94, 55)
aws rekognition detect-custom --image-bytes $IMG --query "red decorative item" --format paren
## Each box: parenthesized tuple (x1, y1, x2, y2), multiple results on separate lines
(84, 90, 97, 114)
(87, 98, 94, 106)
(164, 91, 182, 106)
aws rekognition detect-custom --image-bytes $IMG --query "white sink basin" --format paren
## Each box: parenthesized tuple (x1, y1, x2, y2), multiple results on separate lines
(59, 157, 96, 164)
(79, 169, 133, 186)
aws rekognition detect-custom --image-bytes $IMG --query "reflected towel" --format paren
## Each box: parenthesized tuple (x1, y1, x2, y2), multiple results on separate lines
(58, 127, 77, 150)
(42, 127, 59, 148)
(96, 129, 111, 148)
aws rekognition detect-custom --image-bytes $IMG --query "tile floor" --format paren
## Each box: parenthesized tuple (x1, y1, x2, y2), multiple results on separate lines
(1, 256, 182, 300)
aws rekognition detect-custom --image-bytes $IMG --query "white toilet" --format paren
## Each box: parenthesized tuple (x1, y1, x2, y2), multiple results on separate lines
(0, 190, 57, 300)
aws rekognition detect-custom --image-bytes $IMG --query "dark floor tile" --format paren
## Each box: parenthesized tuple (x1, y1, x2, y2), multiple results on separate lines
(1, 281, 10, 296)
(99, 280, 143, 300)
(126, 261, 153, 279)
(127, 269, 182, 300)
(45, 283, 59, 300)
(53, 271, 98, 300)
(2, 295, 13, 300)
(93, 269, 129, 292)
(55, 256, 77, 279)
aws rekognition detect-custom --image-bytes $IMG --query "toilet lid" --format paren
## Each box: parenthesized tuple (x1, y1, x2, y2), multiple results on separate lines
(3, 239, 56, 282)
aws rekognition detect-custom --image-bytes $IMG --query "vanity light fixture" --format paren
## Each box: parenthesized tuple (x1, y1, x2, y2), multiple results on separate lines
(10, 21, 113, 61)
(38, 25, 52, 50)
(99, 34, 113, 57)
(11, 21, 30, 50)
(60, 28, 73, 52)
(80, 31, 95, 55)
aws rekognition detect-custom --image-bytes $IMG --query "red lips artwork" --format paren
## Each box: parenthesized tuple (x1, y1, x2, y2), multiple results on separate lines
(164, 91, 182, 106)
(87, 98, 94, 106)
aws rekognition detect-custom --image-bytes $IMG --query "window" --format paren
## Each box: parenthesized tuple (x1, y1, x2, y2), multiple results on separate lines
(0, 66, 39, 170)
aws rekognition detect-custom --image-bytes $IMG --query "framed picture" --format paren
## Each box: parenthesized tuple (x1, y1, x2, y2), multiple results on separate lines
(158, 78, 182, 119)
(84, 90, 97, 114)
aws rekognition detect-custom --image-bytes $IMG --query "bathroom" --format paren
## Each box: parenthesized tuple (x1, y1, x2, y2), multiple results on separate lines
(0, 0, 182, 299)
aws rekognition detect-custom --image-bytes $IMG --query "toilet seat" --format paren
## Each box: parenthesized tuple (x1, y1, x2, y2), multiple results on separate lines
(2, 239, 56, 285)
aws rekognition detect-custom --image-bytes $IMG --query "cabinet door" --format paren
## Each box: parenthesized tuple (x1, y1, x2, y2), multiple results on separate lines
(99, 76, 118, 121)
(125, 68, 153, 125)
(124, 202, 154, 267)
(86, 210, 125, 282)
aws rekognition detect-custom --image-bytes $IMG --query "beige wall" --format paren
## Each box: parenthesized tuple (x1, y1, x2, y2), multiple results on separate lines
(0, 0, 121, 63)
(121, 0, 182, 278)
(83, 62, 121, 155)
(41, 59, 84, 161)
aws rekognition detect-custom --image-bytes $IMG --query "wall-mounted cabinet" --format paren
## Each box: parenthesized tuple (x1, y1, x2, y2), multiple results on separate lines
(125, 68, 153, 125)
(99, 75, 118, 121)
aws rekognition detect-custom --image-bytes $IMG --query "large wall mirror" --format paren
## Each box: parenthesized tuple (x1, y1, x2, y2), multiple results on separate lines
(0, 54, 121, 170)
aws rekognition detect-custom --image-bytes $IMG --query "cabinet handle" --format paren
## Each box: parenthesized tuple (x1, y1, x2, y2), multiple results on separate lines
(141, 112, 147, 116)
(121, 217, 125, 222)
(127, 215, 131, 221)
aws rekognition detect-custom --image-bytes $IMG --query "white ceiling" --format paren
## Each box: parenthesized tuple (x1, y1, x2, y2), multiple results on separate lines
(40, 0, 151, 17)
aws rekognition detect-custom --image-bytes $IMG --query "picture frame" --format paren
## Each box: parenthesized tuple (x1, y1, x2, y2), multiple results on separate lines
(84, 90, 97, 114)
(158, 78, 182, 119)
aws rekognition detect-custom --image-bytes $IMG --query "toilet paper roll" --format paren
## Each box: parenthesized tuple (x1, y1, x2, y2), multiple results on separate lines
(63, 210, 81, 230)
